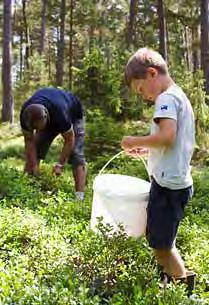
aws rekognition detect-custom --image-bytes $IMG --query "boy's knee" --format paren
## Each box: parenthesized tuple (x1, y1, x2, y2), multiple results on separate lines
(154, 248, 172, 260)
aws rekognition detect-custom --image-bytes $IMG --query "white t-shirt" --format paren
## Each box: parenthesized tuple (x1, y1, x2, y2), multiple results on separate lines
(148, 84, 195, 189)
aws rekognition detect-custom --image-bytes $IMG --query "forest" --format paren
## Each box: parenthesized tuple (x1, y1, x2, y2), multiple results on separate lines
(0, 0, 209, 304)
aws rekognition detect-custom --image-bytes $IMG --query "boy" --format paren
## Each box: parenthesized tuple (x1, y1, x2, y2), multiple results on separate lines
(121, 48, 195, 292)
(20, 87, 86, 200)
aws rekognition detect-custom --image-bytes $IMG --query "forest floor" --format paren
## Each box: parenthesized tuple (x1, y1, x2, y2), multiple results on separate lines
(0, 117, 208, 305)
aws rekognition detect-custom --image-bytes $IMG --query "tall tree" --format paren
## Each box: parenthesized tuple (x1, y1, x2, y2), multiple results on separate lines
(192, 25, 200, 72)
(2, 0, 13, 123)
(19, 29, 24, 79)
(56, 0, 66, 86)
(22, 0, 30, 70)
(39, 0, 48, 55)
(126, 0, 137, 48)
(200, 0, 209, 96)
(68, 0, 74, 89)
(157, 0, 167, 60)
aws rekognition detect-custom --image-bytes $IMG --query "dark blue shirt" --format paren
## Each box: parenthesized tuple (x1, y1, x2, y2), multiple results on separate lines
(20, 87, 83, 133)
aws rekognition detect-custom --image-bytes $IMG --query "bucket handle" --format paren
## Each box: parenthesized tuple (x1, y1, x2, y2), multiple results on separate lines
(98, 150, 150, 180)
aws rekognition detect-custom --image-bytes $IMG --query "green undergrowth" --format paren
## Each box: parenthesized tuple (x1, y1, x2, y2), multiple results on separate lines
(0, 120, 208, 304)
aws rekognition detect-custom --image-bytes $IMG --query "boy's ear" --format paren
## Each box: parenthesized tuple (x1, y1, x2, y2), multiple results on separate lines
(147, 67, 158, 77)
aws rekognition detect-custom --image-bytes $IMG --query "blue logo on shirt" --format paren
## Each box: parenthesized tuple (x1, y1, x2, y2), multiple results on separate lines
(161, 105, 168, 111)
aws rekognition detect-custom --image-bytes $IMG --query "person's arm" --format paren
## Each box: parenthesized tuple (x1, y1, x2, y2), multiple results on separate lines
(121, 118, 177, 151)
(23, 130, 39, 175)
(53, 129, 75, 175)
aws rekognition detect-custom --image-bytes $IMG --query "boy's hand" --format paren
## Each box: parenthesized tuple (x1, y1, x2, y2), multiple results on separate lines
(126, 148, 148, 158)
(53, 163, 64, 176)
(121, 136, 136, 150)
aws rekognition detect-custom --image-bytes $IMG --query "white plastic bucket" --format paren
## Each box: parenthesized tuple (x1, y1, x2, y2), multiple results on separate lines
(90, 152, 151, 238)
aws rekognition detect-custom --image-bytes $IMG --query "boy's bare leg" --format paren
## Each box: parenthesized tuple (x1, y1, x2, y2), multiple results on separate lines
(154, 246, 186, 278)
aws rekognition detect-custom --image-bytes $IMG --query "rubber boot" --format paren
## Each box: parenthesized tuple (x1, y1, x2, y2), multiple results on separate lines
(160, 271, 196, 296)
(185, 271, 196, 296)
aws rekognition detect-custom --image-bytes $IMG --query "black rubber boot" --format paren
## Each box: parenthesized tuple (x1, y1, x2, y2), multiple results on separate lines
(159, 271, 196, 296)
(159, 272, 173, 288)
(185, 271, 196, 296)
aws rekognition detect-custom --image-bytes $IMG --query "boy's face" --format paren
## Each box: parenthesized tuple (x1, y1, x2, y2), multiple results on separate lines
(130, 68, 161, 102)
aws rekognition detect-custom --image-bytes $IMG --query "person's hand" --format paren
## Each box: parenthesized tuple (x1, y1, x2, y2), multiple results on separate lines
(121, 136, 136, 150)
(125, 147, 148, 158)
(53, 163, 64, 176)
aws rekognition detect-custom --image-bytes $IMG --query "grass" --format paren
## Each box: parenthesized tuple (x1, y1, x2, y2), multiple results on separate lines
(0, 119, 208, 304)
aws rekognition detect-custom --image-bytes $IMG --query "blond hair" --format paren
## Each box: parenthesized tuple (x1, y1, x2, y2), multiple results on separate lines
(124, 48, 168, 86)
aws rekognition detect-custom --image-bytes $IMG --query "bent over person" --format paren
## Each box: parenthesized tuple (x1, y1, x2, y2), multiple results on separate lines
(20, 87, 86, 200)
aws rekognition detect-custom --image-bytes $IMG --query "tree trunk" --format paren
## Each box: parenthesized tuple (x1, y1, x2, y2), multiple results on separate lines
(22, 0, 30, 70)
(200, 0, 209, 96)
(39, 0, 48, 55)
(56, 0, 66, 86)
(184, 26, 190, 69)
(19, 30, 24, 80)
(126, 0, 136, 48)
(69, 0, 73, 90)
(192, 26, 200, 72)
(89, 25, 95, 53)
(48, 30, 52, 81)
(2, 0, 13, 123)
(157, 0, 167, 61)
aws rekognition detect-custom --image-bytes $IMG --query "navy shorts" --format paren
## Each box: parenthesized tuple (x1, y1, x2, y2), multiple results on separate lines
(146, 178, 193, 250)
(35, 119, 85, 167)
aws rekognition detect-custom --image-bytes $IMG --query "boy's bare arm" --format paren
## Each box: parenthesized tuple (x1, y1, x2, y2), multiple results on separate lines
(121, 118, 177, 150)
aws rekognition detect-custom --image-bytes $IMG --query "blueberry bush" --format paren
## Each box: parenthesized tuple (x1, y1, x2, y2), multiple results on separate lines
(0, 115, 208, 305)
